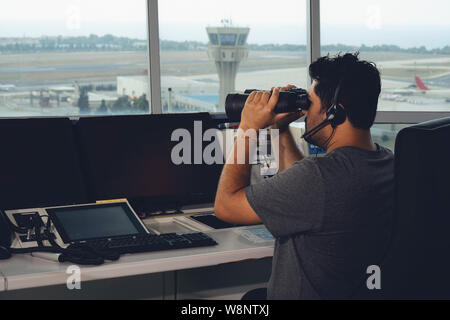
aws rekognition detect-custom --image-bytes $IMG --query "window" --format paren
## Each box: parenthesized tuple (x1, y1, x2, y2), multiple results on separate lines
(208, 33, 219, 46)
(238, 34, 248, 46)
(371, 124, 411, 151)
(4, 1, 446, 120)
(158, 0, 308, 114)
(321, 0, 450, 113)
(0, 0, 150, 117)
(220, 34, 237, 46)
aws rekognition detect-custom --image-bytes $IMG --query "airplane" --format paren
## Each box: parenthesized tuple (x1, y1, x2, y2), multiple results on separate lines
(385, 76, 450, 101)
(0, 84, 16, 92)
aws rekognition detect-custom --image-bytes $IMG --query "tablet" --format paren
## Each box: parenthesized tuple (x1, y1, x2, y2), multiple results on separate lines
(46, 202, 149, 243)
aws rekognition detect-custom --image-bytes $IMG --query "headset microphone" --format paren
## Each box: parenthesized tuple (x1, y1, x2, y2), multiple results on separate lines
(302, 117, 333, 142)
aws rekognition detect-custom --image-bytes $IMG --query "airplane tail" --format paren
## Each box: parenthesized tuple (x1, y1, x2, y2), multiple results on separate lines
(415, 76, 430, 91)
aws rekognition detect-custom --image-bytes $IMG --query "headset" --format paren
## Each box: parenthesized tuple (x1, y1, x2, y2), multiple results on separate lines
(302, 80, 347, 142)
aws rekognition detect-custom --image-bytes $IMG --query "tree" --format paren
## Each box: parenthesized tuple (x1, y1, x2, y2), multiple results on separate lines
(78, 88, 90, 114)
(133, 94, 150, 113)
(112, 95, 132, 113)
(98, 99, 108, 115)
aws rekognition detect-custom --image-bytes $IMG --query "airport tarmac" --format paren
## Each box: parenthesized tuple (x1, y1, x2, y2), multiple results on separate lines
(1, 50, 450, 116)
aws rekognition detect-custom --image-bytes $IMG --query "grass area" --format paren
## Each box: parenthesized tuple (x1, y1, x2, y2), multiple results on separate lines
(0, 50, 447, 84)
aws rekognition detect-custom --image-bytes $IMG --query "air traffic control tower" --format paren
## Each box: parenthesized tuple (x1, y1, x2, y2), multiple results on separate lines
(206, 22, 250, 110)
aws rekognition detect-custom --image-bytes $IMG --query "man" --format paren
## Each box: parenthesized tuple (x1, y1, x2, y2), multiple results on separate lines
(214, 53, 395, 300)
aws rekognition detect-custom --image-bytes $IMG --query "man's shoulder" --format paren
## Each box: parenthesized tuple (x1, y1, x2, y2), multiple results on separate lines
(320, 144, 394, 163)
(290, 156, 322, 174)
(291, 145, 394, 179)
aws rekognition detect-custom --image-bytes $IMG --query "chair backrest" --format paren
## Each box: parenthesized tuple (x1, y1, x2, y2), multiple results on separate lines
(356, 117, 450, 299)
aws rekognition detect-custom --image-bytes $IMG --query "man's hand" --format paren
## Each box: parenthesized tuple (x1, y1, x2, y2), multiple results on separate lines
(239, 86, 305, 133)
(271, 85, 305, 133)
(239, 89, 280, 132)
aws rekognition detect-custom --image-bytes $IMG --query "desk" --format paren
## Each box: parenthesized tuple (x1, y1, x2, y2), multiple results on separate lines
(0, 228, 274, 295)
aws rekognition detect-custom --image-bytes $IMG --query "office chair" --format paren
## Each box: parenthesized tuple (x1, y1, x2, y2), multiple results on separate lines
(355, 117, 450, 299)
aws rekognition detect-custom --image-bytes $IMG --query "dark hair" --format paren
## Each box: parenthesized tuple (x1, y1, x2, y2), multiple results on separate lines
(309, 52, 381, 129)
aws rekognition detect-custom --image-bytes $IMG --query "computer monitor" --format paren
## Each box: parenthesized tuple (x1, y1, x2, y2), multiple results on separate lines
(0, 118, 87, 210)
(76, 113, 223, 212)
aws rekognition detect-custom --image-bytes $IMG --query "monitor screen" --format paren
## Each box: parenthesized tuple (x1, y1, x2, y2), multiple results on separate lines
(47, 203, 147, 243)
(76, 113, 223, 210)
(0, 118, 87, 210)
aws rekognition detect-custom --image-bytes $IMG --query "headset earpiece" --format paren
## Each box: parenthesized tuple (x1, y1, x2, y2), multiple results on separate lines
(328, 104, 346, 128)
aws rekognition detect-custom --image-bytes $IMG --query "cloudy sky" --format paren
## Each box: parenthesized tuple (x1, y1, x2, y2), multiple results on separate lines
(0, 0, 449, 48)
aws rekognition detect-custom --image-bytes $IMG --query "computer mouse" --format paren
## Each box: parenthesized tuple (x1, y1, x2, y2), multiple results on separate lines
(0, 245, 12, 260)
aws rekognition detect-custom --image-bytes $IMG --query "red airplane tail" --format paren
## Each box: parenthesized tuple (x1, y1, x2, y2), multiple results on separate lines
(415, 76, 430, 91)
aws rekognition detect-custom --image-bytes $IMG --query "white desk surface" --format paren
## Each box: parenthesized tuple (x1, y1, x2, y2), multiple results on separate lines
(0, 228, 274, 292)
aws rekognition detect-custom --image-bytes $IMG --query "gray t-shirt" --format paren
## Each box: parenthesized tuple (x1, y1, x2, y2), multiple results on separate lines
(245, 144, 395, 300)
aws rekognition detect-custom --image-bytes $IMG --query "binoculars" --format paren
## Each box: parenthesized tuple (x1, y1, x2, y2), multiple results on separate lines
(225, 88, 311, 122)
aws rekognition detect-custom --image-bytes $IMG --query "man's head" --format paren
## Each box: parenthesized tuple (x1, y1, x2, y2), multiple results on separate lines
(304, 53, 381, 149)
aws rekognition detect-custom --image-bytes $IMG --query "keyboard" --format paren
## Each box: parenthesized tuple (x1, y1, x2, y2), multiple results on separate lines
(82, 232, 218, 254)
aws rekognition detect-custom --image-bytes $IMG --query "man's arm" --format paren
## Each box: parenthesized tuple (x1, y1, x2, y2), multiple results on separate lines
(274, 123, 304, 173)
(215, 90, 279, 224)
(214, 133, 262, 225)
(214, 88, 303, 224)
(271, 85, 304, 172)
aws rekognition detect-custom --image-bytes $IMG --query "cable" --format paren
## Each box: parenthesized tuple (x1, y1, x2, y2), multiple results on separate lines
(9, 213, 63, 255)
(10, 246, 62, 254)
(33, 215, 43, 248)
(323, 128, 336, 151)
(44, 217, 64, 251)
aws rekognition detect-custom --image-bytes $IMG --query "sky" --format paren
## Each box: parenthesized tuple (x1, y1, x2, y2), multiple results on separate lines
(0, 0, 449, 48)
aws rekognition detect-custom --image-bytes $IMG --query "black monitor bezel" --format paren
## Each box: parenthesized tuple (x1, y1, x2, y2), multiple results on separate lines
(46, 202, 148, 244)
